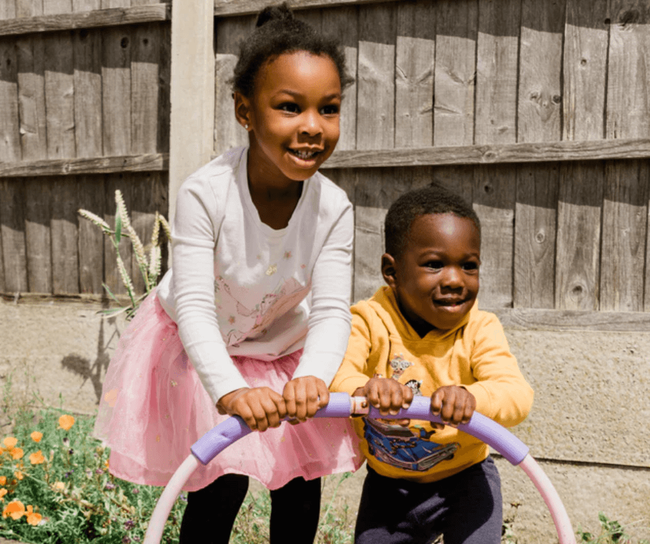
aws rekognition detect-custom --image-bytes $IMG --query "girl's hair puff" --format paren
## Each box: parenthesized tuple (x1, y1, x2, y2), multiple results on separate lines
(231, 3, 353, 98)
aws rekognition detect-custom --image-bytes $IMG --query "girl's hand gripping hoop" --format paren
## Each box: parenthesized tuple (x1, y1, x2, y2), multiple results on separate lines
(144, 393, 576, 544)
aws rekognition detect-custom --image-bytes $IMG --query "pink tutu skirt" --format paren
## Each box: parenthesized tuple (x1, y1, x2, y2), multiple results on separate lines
(93, 291, 363, 491)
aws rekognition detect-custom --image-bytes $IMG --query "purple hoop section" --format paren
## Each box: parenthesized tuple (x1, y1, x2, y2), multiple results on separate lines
(367, 395, 530, 466)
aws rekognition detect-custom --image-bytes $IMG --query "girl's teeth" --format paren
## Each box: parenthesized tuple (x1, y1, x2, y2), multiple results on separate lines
(293, 150, 315, 159)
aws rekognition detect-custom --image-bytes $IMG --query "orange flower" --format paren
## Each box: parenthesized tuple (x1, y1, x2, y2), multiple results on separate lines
(0, 476, 6, 485)
(14, 470, 24, 481)
(0, 489, 7, 500)
(11, 448, 24, 460)
(52, 482, 65, 492)
(30, 432, 43, 443)
(2, 500, 25, 520)
(58, 415, 75, 431)
(2, 437, 17, 450)
(29, 450, 45, 465)
(25, 505, 41, 526)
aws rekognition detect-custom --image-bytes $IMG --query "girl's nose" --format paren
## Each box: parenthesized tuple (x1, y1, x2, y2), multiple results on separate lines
(300, 110, 322, 136)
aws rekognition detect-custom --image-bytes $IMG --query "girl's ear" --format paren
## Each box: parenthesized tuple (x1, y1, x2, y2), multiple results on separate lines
(234, 92, 252, 130)
(381, 253, 398, 289)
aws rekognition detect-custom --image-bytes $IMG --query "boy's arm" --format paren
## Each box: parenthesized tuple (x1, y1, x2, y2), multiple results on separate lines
(329, 311, 374, 396)
(462, 313, 534, 427)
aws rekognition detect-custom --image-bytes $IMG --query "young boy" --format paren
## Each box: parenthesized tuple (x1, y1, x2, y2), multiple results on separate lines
(331, 184, 534, 544)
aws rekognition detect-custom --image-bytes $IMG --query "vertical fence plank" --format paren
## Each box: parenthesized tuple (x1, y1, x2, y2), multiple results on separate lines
(17, 35, 47, 161)
(44, 31, 76, 159)
(102, 26, 132, 156)
(433, 0, 478, 146)
(518, 0, 565, 142)
(74, 28, 103, 157)
(600, 160, 648, 311)
(102, 0, 130, 9)
(0, 181, 28, 293)
(473, 165, 516, 309)
(51, 177, 80, 294)
(514, 163, 559, 308)
(322, 6, 358, 151)
(475, 0, 520, 145)
(132, 22, 160, 154)
(16, 0, 43, 20)
(563, 0, 608, 141)
(643, 162, 650, 312)
(0, 1, 16, 19)
(73, 0, 100, 11)
(157, 22, 170, 153)
(24, 179, 52, 294)
(0, 38, 21, 163)
(78, 175, 105, 294)
(555, 161, 603, 310)
(214, 16, 255, 156)
(44, 0, 72, 15)
(607, 0, 650, 140)
(357, 2, 395, 150)
(395, 0, 435, 148)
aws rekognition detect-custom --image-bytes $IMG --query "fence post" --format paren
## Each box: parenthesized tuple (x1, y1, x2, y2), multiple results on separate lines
(168, 0, 215, 229)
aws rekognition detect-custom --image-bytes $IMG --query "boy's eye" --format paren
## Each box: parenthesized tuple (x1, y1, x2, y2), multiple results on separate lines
(425, 261, 444, 270)
(279, 102, 300, 113)
(320, 104, 340, 115)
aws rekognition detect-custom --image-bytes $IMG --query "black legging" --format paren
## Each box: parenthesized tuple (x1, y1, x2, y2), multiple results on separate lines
(179, 474, 322, 543)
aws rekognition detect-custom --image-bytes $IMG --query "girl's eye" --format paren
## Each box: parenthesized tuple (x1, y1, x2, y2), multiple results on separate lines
(279, 102, 300, 113)
(320, 104, 340, 115)
(426, 261, 444, 270)
(462, 262, 479, 271)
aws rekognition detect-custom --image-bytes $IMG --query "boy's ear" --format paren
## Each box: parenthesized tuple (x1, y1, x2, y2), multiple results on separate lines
(381, 253, 398, 289)
(234, 92, 252, 130)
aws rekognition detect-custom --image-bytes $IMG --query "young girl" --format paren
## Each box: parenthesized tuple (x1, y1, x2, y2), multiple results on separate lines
(94, 5, 362, 543)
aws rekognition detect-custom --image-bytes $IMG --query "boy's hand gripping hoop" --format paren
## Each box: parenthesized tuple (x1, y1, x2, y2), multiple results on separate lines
(144, 393, 576, 544)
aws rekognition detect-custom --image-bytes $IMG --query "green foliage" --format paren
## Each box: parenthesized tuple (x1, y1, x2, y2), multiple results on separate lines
(78, 190, 170, 320)
(577, 512, 650, 544)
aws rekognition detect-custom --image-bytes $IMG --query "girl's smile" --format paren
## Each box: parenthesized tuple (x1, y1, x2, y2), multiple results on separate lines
(235, 51, 342, 191)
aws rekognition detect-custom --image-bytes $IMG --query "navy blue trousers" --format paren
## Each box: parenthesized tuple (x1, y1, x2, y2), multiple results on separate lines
(355, 457, 502, 544)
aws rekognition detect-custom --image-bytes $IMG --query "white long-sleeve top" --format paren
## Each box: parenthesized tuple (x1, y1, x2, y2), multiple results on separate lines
(157, 146, 354, 404)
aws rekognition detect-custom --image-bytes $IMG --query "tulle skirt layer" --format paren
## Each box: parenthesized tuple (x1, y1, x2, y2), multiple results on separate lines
(93, 292, 362, 491)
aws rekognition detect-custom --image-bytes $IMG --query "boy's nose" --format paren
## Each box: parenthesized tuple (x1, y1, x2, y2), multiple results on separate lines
(441, 267, 463, 288)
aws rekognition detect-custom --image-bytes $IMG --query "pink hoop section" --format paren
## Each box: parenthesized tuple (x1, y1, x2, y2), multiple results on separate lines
(143, 393, 576, 544)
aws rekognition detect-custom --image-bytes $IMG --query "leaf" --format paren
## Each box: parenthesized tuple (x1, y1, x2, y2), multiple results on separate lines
(115, 213, 122, 245)
(102, 283, 121, 304)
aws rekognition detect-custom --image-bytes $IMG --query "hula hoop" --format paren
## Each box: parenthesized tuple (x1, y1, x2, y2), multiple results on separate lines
(143, 393, 575, 544)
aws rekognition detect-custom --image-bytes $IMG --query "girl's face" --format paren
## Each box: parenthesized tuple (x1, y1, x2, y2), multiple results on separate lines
(236, 51, 342, 188)
(382, 214, 481, 337)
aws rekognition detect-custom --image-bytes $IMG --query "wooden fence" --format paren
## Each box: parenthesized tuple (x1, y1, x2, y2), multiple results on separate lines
(1, 0, 650, 330)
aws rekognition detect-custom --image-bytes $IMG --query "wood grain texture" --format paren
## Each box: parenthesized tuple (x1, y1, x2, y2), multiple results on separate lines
(0, 4, 170, 36)
(16, 0, 43, 19)
(357, 2, 395, 150)
(563, 0, 608, 141)
(322, 5, 358, 151)
(102, 26, 132, 156)
(433, 0, 478, 146)
(0, 154, 168, 177)
(514, 163, 559, 308)
(73, 0, 101, 11)
(131, 22, 160, 154)
(473, 164, 516, 309)
(395, 0, 434, 147)
(73, 27, 103, 157)
(24, 178, 52, 293)
(44, 0, 72, 16)
(493, 307, 650, 331)
(324, 138, 650, 168)
(475, 0, 520, 145)
(16, 35, 47, 161)
(0, 1, 16, 20)
(214, 0, 399, 17)
(0, 37, 21, 162)
(644, 161, 650, 312)
(600, 160, 648, 311)
(44, 31, 76, 158)
(0, 180, 28, 293)
(607, 0, 650, 139)
(78, 174, 105, 294)
(555, 161, 604, 310)
(157, 22, 170, 153)
(51, 176, 80, 294)
(102, 0, 131, 9)
(214, 15, 255, 156)
(518, 0, 565, 142)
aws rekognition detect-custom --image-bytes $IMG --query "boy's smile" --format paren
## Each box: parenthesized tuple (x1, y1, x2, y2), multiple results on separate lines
(236, 51, 342, 190)
(383, 213, 480, 337)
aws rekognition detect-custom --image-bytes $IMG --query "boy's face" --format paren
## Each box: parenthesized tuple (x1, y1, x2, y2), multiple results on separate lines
(382, 213, 480, 337)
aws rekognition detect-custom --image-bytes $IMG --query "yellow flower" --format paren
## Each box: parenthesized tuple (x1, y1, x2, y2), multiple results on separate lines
(0, 476, 6, 485)
(29, 451, 45, 465)
(52, 482, 65, 492)
(30, 432, 43, 443)
(58, 415, 75, 431)
(3, 500, 25, 520)
(26, 505, 42, 526)
(11, 448, 24, 460)
(2, 437, 17, 450)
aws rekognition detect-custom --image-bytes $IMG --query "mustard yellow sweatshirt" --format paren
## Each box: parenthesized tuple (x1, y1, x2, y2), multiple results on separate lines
(330, 286, 534, 483)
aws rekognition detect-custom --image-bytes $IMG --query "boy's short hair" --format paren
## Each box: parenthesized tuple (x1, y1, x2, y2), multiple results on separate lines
(384, 184, 481, 258)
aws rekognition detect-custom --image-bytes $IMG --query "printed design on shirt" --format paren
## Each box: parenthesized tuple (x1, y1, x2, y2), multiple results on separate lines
(214, 275, 309, 346)
(364, 354, 459, 472)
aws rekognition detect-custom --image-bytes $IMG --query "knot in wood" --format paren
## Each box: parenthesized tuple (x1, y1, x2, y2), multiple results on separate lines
(535, 230, 546, 244)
